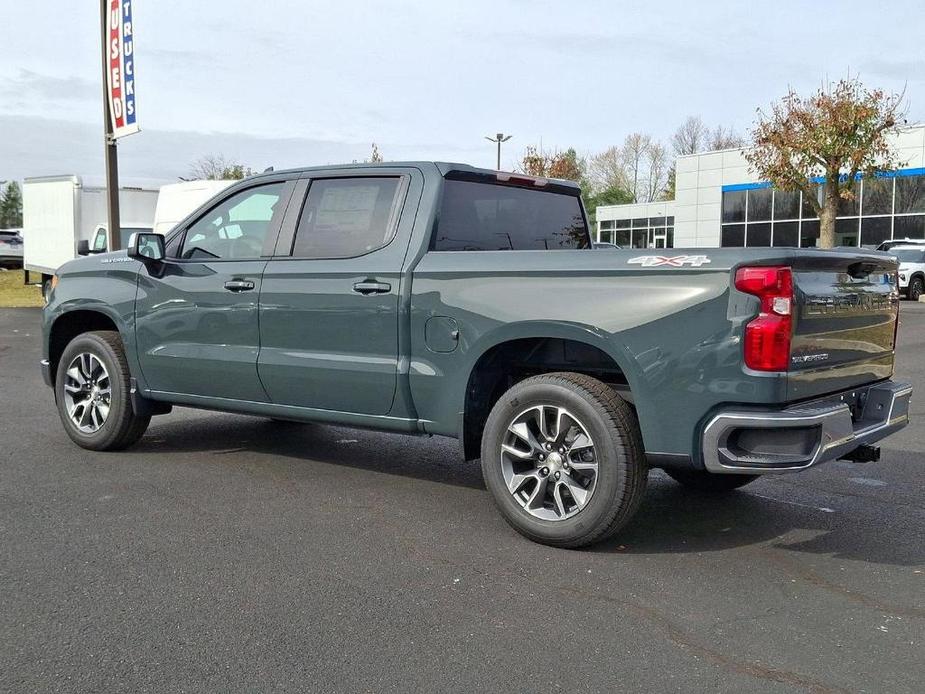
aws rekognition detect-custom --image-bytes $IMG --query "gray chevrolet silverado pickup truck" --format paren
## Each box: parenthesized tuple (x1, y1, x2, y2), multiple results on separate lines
(41, 162, 911, 547)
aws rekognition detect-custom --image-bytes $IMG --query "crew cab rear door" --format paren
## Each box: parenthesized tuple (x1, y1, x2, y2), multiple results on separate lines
(256, 167, 423, 415)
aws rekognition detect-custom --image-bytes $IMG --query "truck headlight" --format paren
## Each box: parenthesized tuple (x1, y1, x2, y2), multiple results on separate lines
(44, 275, 59, 305)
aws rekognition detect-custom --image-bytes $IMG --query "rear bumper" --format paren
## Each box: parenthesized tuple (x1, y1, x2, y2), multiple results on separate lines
(701, 380, 912, 474)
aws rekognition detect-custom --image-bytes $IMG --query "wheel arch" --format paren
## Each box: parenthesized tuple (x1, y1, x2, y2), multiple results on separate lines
(47, 308, 124, 385)
(459, 322, 643, 461)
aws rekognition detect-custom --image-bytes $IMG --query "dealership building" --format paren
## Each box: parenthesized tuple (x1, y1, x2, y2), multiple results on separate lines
(595, 124, 925, 250)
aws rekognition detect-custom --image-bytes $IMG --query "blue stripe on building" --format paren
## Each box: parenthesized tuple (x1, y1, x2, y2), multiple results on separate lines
(722, 166, 925, 192)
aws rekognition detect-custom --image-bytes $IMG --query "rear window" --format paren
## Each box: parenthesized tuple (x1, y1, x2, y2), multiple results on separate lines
(433, 179, 589, 251)
(893, 248, 925, 262)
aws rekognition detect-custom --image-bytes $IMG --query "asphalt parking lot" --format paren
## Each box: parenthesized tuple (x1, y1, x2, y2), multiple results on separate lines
(1, 306, 923, 693)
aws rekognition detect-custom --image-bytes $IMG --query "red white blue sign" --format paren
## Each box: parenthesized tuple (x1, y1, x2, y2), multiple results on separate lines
(106, 0, 138, 139)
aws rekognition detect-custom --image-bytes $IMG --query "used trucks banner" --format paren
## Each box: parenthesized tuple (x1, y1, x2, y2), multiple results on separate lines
(106, 0, 138, 139)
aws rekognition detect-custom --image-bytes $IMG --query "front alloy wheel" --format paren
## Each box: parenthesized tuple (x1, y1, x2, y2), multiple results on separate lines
(62, 352, 112, 433)
(501, 405, 598, 521)
(55, 330, 150, 451)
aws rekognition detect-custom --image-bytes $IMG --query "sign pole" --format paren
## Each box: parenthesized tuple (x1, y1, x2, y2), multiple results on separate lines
(100, 0, 121, 251)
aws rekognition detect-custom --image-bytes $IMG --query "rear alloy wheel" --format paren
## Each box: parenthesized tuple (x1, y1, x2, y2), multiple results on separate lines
(55, 331, 150, 451)
(665, 469, 758, 492)
(909, 277, 923, 301)
(481, 372, 648, 548)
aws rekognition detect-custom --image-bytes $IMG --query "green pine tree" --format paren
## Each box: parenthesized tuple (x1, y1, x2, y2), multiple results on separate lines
(0, 182, 23, 228)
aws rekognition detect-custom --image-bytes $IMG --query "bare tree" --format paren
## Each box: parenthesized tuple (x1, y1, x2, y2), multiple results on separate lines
(708, 125, 745, 150)
(588, 145, 628, 193)
(369, 143, 383, 163)
(671, 116, 709, 156)
(645, 141, 670, 202)
(188, 154, 253, 180)
(622, 133, 653, 203)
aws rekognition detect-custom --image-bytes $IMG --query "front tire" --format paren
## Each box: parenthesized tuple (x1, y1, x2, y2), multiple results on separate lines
(908, 277, 923, 301)
(55, 331, 150, 451)
(665, 469, 758, 492)
(480, 372, 648, 548)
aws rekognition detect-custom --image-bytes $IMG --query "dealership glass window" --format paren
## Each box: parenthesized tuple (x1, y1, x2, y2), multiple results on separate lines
(772, 222, 798, 247)
(632, 218, 648, 228)
(648, 216, 666, 227)
(835, 217, 860, 247)
(773, 190, 800, 220)
(862, 177, 893, 215)
(746, 222, 771, 247)
(860, 217, 892, 248)
(801, 184, 821, 218)
(747, 188, 772, 222)
(722, 190, 746, 223)
(894, 215, 925, 240)
(895, 175, 925, 214)
(720, 224, 745, 247)
(800, 220, 820, 248)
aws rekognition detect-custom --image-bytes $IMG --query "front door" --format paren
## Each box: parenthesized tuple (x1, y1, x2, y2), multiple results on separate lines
(258, 171, 420, 415)
(135, 180, 292, 401)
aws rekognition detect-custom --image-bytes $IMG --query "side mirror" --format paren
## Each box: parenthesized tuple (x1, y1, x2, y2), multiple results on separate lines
(77, 240, 91, 256)
(127, 232, 165, 263)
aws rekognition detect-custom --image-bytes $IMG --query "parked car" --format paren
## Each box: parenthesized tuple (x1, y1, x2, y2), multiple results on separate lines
(877, 238, 925, 252)
(41, 162, 911, 548)
(891, 245, 925, 300)
(0, 229, 24, 269)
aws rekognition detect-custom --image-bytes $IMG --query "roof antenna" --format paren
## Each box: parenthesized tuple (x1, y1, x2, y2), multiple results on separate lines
(263, 166, 274, 173)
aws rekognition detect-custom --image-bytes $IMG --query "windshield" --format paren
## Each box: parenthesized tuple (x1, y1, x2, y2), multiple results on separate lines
(894, 249, 925, 262)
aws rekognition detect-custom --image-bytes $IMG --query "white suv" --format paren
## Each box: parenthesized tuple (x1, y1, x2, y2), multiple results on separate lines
(892, 245, 925, 300)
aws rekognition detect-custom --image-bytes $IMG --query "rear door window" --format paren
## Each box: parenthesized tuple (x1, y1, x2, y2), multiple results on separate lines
(290, 177, 402, 258)
(433, 179, 589, 251)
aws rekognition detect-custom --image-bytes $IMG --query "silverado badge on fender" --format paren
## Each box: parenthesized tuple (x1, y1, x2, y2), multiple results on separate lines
(627, 255, 711, 267)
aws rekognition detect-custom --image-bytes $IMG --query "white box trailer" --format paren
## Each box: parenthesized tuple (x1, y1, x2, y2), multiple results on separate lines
(23, 175, 158, 282)
(153, 179, 235, 235)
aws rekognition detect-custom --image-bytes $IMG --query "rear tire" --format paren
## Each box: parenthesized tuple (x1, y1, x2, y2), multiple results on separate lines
(55, 331, 150, 451)
(908, 276, 923, 301)
(480, 372, 648, 549)
(665, 469, 758, 492)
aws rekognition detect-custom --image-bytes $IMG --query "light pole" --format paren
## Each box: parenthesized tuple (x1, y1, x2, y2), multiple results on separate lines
(485, 133, 512, 170)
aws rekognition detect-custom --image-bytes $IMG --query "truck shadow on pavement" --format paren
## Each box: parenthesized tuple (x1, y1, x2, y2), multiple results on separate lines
(133, 412, 924, 567)
(608, 471, 925, 568)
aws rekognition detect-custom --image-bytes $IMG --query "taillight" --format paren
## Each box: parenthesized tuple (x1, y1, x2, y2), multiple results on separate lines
(735, 266, 793, 372)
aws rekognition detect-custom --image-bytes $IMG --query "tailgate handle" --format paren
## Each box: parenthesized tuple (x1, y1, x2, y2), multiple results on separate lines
(847, 261, 878, 279)
(353, 280, 391, 295)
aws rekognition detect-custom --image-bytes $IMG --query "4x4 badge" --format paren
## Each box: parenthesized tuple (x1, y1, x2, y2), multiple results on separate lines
(627, 255, 711, 267)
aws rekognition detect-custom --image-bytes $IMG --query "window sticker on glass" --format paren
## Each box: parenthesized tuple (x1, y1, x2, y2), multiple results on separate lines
(315, 186, 382, 233)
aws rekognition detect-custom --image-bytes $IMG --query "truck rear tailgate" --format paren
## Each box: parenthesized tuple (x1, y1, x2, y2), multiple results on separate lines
(788, 251, 899, 401)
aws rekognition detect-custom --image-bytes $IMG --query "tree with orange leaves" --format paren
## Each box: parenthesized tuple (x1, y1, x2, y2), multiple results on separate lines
(745, 78, 904, 248)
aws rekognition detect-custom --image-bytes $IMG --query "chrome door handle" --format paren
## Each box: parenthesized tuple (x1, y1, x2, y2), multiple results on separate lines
(352, 280, 391, 295)
(224, 279, 256, 292)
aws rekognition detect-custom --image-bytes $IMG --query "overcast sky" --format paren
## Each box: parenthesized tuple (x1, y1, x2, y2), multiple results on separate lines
(1, 0, 924, 186)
